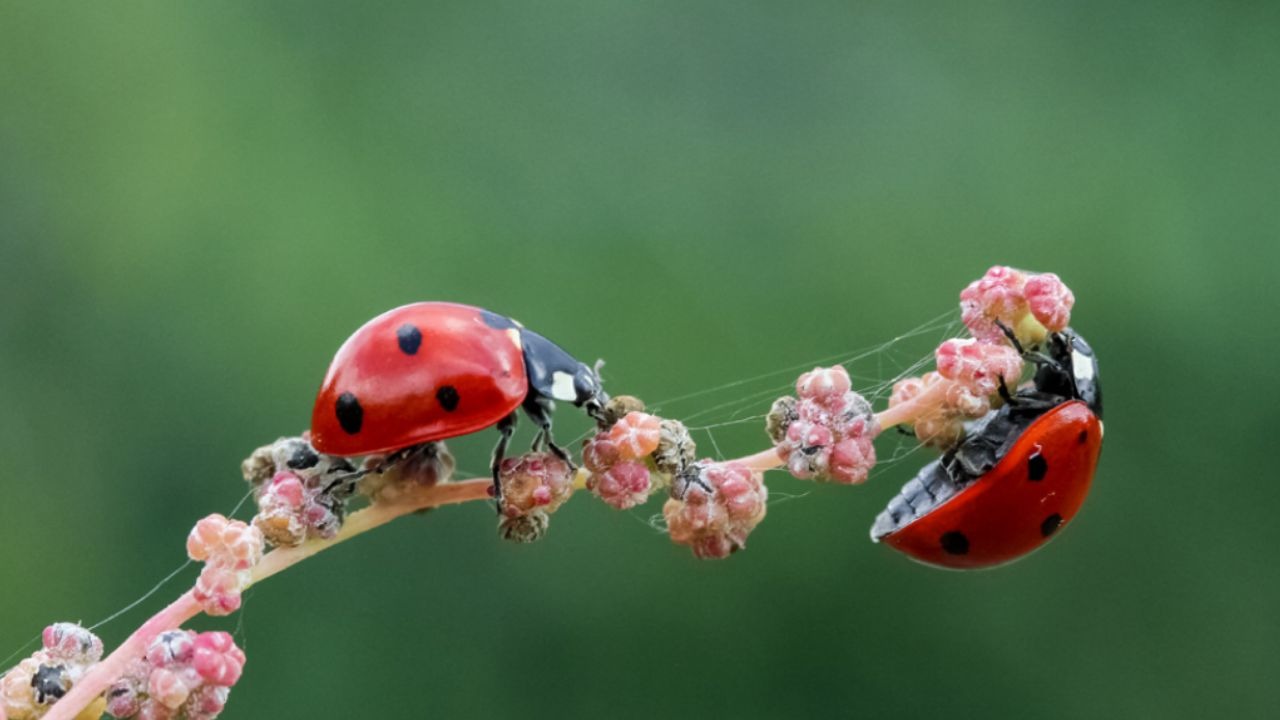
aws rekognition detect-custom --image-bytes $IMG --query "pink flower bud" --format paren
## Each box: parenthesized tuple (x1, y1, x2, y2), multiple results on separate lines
(588, 460, 652, 510)
(267, 472, 306, 508)
(959, 265, 1030, 342)
(664, 462, 768, 559)
(497, 452, 574, 518)
(186, 515, 264, 571)
(41, 622, 103, 664)
(146, 631, 196, 668)
(936, 338, 1024, 398)
(829, 436, 876, 485)
(1024, 272, 1075, 332)
(148, 668, 195, 710)
(607, 412, 662, 460)
(581, 435, 621, 474)
(193, 566, 246, 617)
(192, 633, 246, 688)
(796, 366, 852, 401)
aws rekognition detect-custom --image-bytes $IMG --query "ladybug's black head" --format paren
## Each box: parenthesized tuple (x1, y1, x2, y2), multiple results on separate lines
(1036, 329, 1103, 419)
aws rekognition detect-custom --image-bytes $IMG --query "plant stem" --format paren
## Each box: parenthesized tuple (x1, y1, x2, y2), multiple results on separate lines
(44, 478, 492, 720)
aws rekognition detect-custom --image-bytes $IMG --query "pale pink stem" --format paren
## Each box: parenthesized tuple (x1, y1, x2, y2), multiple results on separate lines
(871, 379, 952, 429)
(45, 591, 202, 720)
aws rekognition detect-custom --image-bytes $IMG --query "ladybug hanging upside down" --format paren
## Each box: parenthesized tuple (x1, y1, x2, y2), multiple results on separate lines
(871, 327, 1104, 569)
(309, 302, 608, 502)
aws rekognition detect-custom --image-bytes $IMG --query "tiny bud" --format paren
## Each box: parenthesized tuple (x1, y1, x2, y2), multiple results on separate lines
(581, 435, 621, 474)
(959, 265, 1030, 343)
(936, 339, 1023, 398)
(499, 511, 550, 543)
(587, 460, 652, 510)
(1024, 272, 1075, 332)
(497, 453, 574, 519)
(148, 668, 194, 710)
(42, 623, 103, 665)
(765, 396, 799, 444)
(607, 412, 662, 460)
(192, 633, 245, 688)
(146, 631, 195, 668)
(664, 462, 768, 560)
(796, 365, 852, 401)
(600, 395, 646, 428)
(652, 419, 697, 478)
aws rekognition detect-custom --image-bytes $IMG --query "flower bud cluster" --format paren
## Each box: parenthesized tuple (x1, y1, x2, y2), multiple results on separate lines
(664, 462, 768, 559)
(186, 515, 263, 616)
(242, 437, 366, 547)
(582, 398, 696, 511)
(959, 265, 1074, 344)
(105, 631, 245, 720)
(769, 366, 880, 484)
(890, 267, 1076, 449)
(496, 452, 574, 543)
(1, 624, 103, 720)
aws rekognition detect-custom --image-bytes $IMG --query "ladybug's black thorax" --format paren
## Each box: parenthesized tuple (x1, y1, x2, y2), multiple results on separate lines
(1033, 330, 1103, 420)
(518, 327, 604, 408)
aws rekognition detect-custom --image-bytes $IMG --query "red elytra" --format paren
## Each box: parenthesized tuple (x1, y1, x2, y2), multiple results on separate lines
(881, 400, 1102, 570)
(310, 302, 527, 456)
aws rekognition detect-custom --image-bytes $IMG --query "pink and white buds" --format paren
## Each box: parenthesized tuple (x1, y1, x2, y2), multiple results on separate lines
(582, 410, 690, 509)
(607, 411, 662, 459)
(498, 452, 574, 519)
(186, 515, 262, 571)
(107, 631, 244, 720)
(1, 624, 103, 720)
(587, 460, 652, 510)
(1024, 272, 1075, 332)
(41, 624, 103, 667)
(191, 633, 246, 688)
(187, 515, 263, 617)
(935, 338, 1024, 398)
(664, 462, 768, 559)
(771, 366, 880, 484)
(960, 265, 1076, 345)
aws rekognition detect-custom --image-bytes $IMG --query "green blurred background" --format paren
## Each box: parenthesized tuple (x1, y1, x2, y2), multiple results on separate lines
(2, 2, 1276, 718)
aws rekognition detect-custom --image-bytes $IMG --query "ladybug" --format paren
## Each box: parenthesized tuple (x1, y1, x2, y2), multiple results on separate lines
(310, 302, 608, 497)
(870, 330, 1104, 569)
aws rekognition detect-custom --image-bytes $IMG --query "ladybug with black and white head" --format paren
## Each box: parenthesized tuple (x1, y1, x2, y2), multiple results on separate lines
(871, 329, 1104, 569)
(309, 302, 608, 500)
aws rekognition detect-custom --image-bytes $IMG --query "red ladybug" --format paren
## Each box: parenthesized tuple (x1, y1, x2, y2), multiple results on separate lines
(871, 330, 1104, 569)
(310, 302, 607, 496)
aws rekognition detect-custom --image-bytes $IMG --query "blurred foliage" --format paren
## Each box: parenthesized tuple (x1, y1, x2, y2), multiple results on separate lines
(1, 2, 1276, 718)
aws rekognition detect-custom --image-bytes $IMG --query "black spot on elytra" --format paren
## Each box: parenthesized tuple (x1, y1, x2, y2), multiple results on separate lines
(1041, 513, 1063, 537)
(940, 531, 969, 555)
(335, 393, 363, 434)
(437, 385, 460, 412)
(287, 444, 320, 470)
(1078, 429, 1089, 444)
(396, 323, 422, 355)
(480, 310, 517, 330)
(1028, 452, 1048, 481)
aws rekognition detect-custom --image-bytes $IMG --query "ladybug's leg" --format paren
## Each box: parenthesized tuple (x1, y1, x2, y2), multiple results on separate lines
(522, 395, 577, 470)
(490, 412, 518, 507)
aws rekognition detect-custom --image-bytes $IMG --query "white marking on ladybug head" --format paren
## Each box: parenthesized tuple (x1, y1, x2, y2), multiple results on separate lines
(550, 371, 578, 402)
(1072, 348, 1095, 383)
(506, 328, 522, 350)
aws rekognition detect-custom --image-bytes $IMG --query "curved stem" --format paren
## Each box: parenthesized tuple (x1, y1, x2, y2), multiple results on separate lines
(44, 478, 492, 720)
